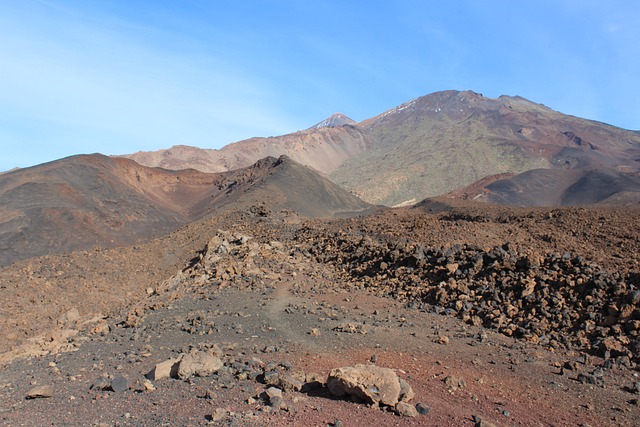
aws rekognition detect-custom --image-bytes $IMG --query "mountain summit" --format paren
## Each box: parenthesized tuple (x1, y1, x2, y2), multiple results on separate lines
(308, 112, 356, 130)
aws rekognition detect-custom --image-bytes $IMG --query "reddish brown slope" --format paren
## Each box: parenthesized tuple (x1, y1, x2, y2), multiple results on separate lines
(0, 154, 373, 267)
(124, 124, 371, 175)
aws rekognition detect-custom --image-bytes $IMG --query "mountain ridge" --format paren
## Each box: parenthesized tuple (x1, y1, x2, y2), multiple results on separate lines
(120, 89, 640, 206)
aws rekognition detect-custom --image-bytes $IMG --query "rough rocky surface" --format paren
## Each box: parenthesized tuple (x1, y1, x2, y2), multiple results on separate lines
(0, 201, 639, 425)
(327, 364, 402, 407)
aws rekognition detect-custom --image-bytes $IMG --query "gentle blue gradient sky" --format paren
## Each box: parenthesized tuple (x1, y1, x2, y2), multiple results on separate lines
(1, 0, 639, 171)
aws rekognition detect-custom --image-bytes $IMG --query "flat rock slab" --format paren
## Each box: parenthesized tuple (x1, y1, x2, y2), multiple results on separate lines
(26, 385, 54, 399)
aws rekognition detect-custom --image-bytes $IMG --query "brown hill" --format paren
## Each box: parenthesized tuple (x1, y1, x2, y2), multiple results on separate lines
(448, 168, 640, 206)
(0, 154, 372, 267)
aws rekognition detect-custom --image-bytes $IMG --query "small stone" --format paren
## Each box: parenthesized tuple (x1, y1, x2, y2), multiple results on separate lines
(277, 374, 303, 392)
(143, 379, 155, 392)
(110, 376, 128, 393)
(265, 386, 283, 400)
(578, 373, 602, 385)
(209, 408, 229, 422)
(436, 335, 450, 345)
(472, 414, 499, 427)
(398, 377, 414, 402)
(90, 378, 111, 391)
(26, 385, 54, 399)
(415, 403, 430, 414)
(396, 401, 418, 417)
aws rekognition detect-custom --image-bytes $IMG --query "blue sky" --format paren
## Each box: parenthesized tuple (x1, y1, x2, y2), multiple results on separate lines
(1, 0, 639, 171)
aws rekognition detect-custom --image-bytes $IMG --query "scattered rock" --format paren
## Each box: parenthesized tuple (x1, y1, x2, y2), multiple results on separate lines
(415, 403, 430, 414)
(436, 335, 450, 345)
(146, 357, 180, 381)
(398, 377, 414, 402)
(26, 385, 54, 399)
(110, 376, 129, 393)
(473, 414, 499, 427)
(444, 375, 466, 390)
(177, 350, 223, 380)
(395, 401, 419, 417)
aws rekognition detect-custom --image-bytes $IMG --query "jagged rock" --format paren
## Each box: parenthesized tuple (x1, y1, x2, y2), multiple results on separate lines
(90, 378, 111, 391)
(396, 401, 419, 417)
(327, 364, 402, 407)
(26, 385, 54, 399)
(473, 414, 499, 427)
(261, 386, 284, 408)
(398, 377, 414, 402)
(444, 375, 466, 389)
(146, 357, 181, 381)
(177, 350, 223, 379)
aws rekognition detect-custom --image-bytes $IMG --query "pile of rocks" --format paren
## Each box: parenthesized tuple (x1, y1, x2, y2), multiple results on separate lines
(298, 230, 640, 363)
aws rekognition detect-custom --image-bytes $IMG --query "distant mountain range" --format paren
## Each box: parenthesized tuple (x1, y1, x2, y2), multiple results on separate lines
(3, 89, 640, 265)
(122, 90, 640, 206)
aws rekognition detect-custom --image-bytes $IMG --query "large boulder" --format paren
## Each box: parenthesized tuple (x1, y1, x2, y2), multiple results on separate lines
(327, 364, 401, 407)
(177, 350, 223, 379)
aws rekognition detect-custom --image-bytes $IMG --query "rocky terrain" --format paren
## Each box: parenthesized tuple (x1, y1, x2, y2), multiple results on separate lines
(1, 199, 639, 426)
(2, 89, 640, 426)
(122, 90, 640, 206)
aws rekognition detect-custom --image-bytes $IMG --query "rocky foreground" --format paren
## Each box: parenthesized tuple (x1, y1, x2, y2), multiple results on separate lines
(1, 202, 639, 425)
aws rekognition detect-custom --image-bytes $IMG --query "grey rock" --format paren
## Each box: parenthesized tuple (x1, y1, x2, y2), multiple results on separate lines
(110, 376, 129, 392)
(416, 402, 430, 414)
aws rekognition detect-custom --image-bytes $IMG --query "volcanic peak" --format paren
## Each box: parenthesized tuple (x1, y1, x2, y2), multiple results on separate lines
(308, 112, 356, 130)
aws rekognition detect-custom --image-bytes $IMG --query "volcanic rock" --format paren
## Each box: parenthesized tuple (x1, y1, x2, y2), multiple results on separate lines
(327, 364, 402, 407)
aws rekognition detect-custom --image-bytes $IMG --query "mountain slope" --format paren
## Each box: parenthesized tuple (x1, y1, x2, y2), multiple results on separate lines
(329, 90, 640, 205)
(124, 123, 371, 175)
(121, 90, 640, 207)
(0, 154, 372, 267)
(455, 168, 640, 206)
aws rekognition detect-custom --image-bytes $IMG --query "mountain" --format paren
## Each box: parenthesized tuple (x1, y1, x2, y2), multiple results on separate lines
(448, 168, 640, 206)
(330, 90, 640, 205)
(121, 90, 640, 207)
(308, 112, 356, 130)
(0, 154, 372, 267)
(124, 123, 370, 175)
